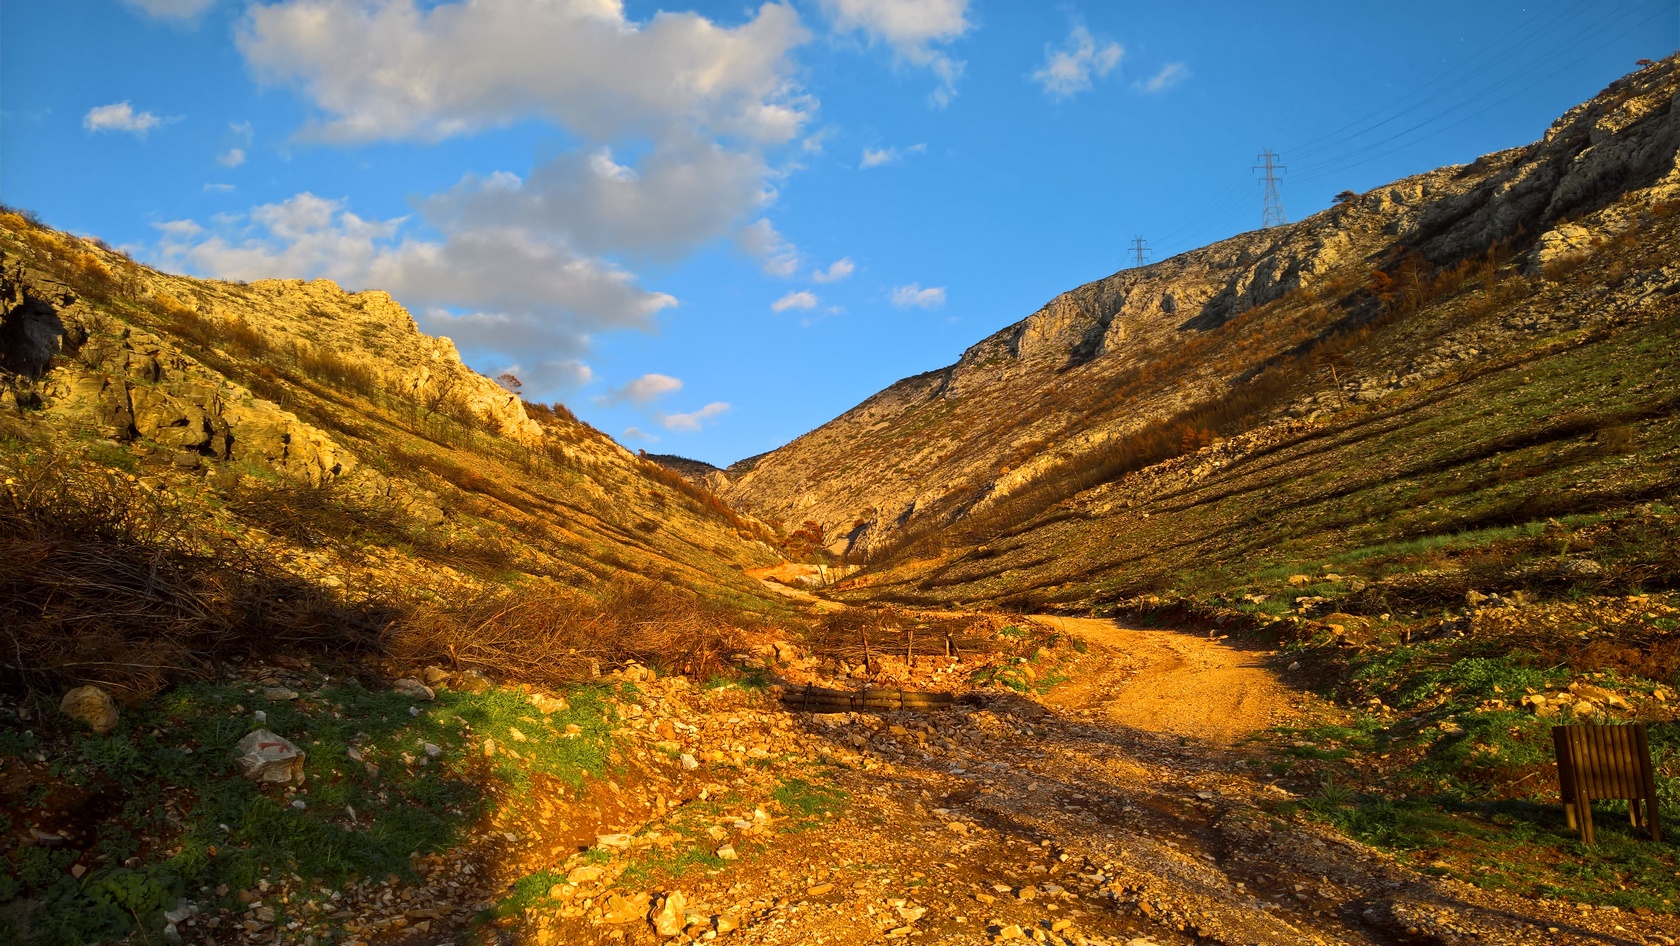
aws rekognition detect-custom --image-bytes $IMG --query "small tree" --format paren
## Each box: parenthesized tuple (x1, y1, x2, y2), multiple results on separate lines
(1332, 190, 1358, 205)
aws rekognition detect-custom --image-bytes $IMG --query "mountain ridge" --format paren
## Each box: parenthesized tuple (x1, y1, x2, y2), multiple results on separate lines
(713, 56, 1680, 569)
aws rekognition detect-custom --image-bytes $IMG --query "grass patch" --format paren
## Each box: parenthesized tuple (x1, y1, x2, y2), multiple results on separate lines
(0, 677, 616, 944)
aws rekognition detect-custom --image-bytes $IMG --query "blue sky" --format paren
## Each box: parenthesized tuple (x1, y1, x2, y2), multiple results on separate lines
(3, 0, 1674, 466)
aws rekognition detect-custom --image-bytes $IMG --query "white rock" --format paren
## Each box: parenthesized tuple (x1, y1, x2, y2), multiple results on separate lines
(234, 730, 305, 784)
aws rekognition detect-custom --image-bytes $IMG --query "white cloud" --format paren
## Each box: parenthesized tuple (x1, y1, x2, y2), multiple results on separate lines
(771, 289, 818, 312)
(83, 102, 167, 137)
(859, 143, 924, 169)
(154, 219, 204, 239)
(430, 141, 772, 263)
(539, 358, 594, 389)
(812, 257, 854, 283)
(621, 426, 657, 443)
(891, 283, 945, 309)
(218, 120, 253, 165)
(203, 183, 236, 193)
(821, 0, 969, 106)
(737, 218, 800, 277)
(156, 192, 676, 376)
(239, 0, 811, 144)
(123, 0, 217, 17)
(1140, 62, 1189, 94)
(608, 373, 684, 406)
(658, 401, 730, 432)
(1032, 25, 1122, 100)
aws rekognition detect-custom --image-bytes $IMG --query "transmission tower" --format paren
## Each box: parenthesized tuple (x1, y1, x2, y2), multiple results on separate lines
(1253, 149, 1287, 228)
(1129, 235, 1150, 268)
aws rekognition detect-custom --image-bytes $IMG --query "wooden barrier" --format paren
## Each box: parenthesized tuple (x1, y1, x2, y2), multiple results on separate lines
(1553, 722, 1662, 845)
(780, 685, 955, 713)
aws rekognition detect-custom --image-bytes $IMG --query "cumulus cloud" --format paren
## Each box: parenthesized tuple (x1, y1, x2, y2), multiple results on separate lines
(1140, 62, 1189, 93)
(201, 1, 833, 391)
(737, 218, 801, 277)
(658, 401, 730, 432)
(891, 283, 945, 309)
(124, 0, 217, 17)
(430, 141, 771, 262)
(859, 143, 924, 169)
(812, 258, 854, 283)
(770, 289, 818, 312)
(821, 0, 969, 106)
(606, 373, 684, 406)
(539, 358, 595, 389)
(239, 0, 811, 144)
(621, 426, 657, 443)
(1032, 25, 1122, 100)
(83, 102, 168, 137)
(156, 193, 676, 390)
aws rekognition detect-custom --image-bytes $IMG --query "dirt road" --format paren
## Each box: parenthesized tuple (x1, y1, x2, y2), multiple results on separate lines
(507, 617, 1679, 946)
(1032, 616, 1300, 744)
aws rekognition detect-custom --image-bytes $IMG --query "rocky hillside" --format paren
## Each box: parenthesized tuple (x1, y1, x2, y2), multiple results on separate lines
(718, 57, 1680, 578)
(0, 210, 790, 697)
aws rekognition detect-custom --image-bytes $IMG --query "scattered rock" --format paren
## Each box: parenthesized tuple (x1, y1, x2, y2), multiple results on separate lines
(568, 864, 605, 884)
(59, 685, 119, 734)
(598, 892, 649, 925)
(233, 729, 305, 784)
(530, 692, 567, 714)
(392, 678, 434, 701)
(262, 687, 298, 702)
(652, 891, 687, 937)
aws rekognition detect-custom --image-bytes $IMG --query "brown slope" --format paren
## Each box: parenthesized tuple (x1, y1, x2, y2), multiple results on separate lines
(719, 57, 1680, 569)
(0, 211, 790, 695)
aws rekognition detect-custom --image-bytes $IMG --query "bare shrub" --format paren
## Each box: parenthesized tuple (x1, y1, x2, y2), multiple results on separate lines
(385, 576, 750, 686)
(0, 463, 389, 700)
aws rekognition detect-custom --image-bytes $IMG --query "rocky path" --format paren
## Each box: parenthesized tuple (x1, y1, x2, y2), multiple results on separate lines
(509, 618, 1678, 946)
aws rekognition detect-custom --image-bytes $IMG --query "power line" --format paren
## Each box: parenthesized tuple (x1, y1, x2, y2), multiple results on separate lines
(1291, 7, 1674, 186)
(1291, 3, 1658, 176)
(1128, 235, 1150, 268)
(1253, 149, 1287, 229)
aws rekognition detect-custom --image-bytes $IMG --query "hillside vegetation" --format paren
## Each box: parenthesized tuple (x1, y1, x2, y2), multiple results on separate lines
(0, 210, 789, 701)
(718, 57, 1680, 594)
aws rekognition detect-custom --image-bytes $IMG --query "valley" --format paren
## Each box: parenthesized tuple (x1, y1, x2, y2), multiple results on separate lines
(1, 53, 1678, 946)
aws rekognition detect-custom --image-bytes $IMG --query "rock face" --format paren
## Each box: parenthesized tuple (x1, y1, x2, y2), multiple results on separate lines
(718, 59, 1680, 558)
(0, 258, 542, 487)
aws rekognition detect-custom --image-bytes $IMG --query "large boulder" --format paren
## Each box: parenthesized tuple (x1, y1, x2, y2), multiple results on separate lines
(60, 686, 120, 734)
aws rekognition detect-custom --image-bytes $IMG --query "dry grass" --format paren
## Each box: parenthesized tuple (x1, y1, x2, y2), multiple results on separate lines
(0, 461, 393, 701)
(386, 576, 754, 687)
(0, 456, 763, 701)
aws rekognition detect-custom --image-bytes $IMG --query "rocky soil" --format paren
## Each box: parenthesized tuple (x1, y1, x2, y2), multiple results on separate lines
(36, 616, 1667, 946)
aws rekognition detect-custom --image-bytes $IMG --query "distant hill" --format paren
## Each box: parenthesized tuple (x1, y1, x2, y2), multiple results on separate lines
(716, 57, 1680, 611)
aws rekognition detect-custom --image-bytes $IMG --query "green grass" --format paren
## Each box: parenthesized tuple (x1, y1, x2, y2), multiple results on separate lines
(771, 775, 847, 828)
(0, 678, 618, 945)
(1269, 645, 1680, 912)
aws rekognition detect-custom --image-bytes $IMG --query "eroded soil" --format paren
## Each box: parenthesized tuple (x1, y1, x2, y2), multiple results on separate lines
(503, 617, 1678, 946)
